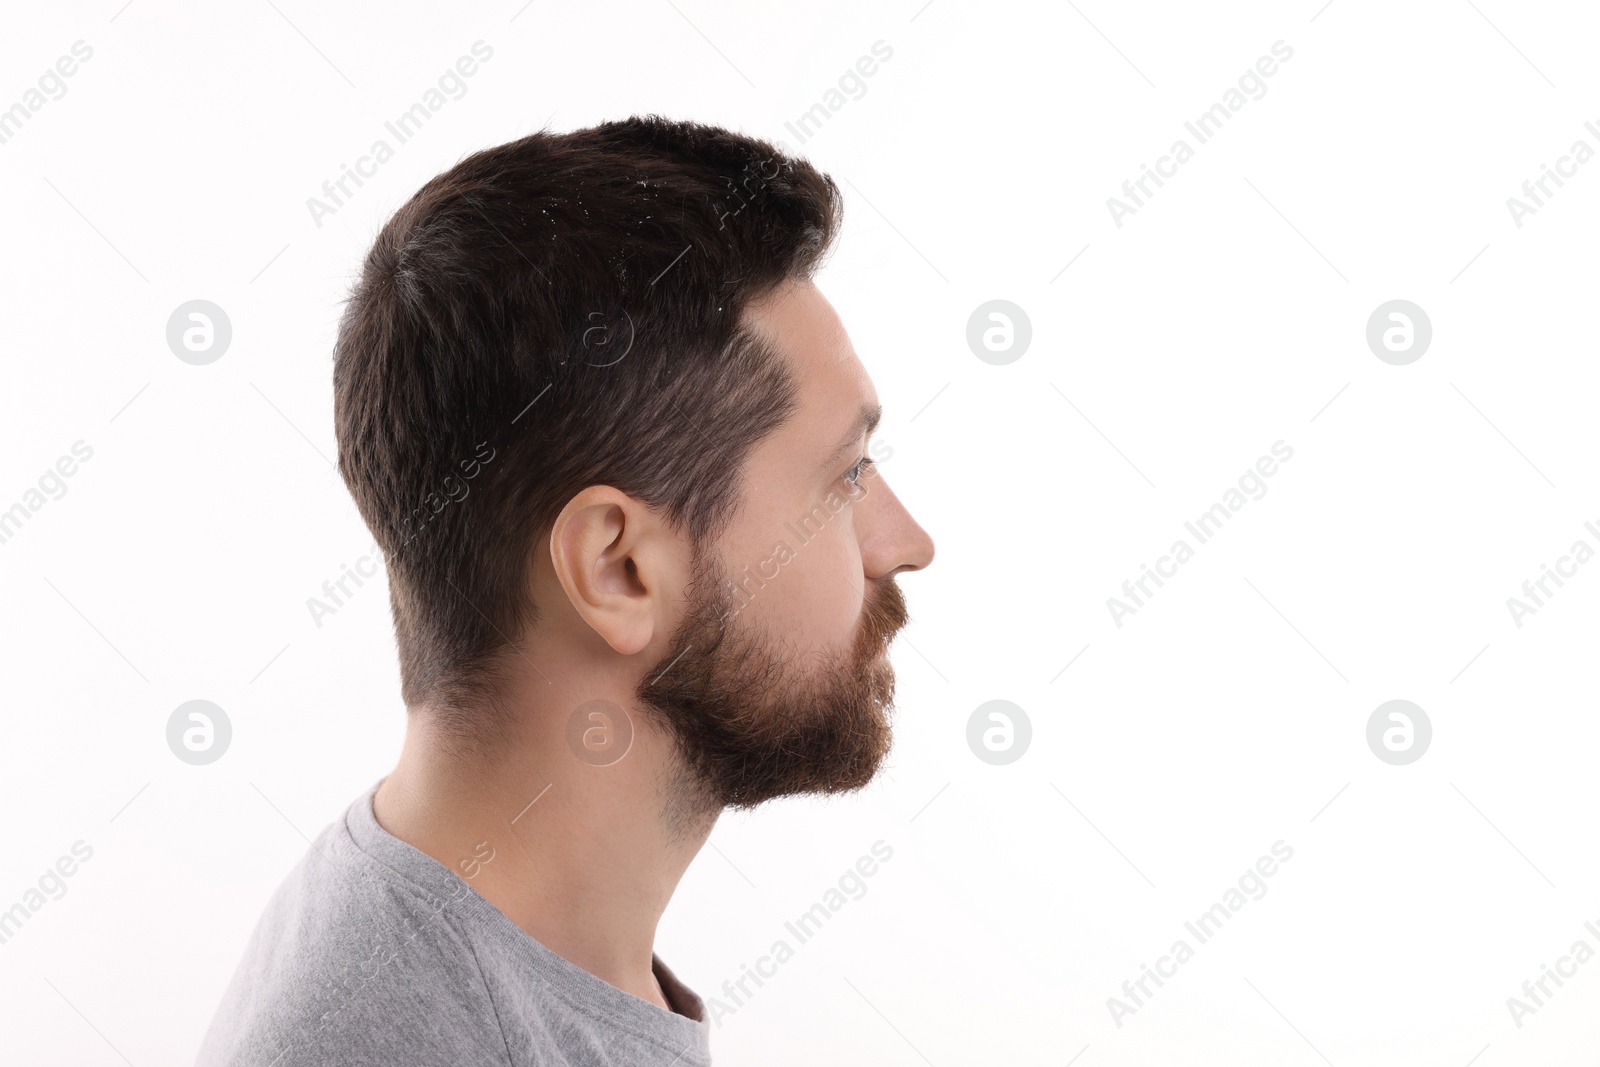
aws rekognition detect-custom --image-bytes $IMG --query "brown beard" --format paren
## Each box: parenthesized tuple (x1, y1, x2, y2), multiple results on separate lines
(634, 544, 909, 824)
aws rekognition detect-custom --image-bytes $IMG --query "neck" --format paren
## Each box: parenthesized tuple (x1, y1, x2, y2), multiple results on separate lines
(371, 697, 717, 1012)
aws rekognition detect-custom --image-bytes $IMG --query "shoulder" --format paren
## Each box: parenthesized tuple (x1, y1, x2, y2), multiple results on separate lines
(194, 831, 507, 1067)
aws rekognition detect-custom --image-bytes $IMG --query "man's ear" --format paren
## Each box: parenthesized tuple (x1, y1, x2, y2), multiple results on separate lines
(548, 486, 679, 657)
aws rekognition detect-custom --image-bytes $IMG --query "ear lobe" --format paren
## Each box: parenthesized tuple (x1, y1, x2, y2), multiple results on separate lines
(549, 486, 658, 657)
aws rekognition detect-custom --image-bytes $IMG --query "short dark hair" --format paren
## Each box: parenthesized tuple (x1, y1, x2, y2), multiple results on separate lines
(332, 115, 843, 731)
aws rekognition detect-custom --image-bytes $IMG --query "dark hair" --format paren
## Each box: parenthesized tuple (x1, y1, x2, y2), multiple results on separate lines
(332, 115, 843, 732)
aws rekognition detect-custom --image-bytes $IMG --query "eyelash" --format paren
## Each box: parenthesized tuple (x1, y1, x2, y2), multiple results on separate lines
(845, 456, 875, 487)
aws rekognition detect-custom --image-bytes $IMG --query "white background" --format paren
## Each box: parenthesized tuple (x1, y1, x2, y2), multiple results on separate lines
(2, 1, 1598, 1064)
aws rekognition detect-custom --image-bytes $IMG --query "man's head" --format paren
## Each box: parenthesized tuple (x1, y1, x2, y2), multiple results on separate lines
(334, 115, 933, 813)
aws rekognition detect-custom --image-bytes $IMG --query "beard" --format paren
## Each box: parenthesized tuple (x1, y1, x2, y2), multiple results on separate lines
(634, 543, 909, 821)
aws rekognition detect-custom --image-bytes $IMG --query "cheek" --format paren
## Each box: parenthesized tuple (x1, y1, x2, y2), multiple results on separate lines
(786, 514, 864, 642)
(737, 516, 863, 645)
(726, 474, 866, 643)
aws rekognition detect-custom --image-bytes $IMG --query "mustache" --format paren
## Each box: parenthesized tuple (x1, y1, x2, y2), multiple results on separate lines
(858, 578, 909, 655)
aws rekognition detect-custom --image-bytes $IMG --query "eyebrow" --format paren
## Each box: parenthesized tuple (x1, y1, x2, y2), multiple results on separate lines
(821, 402, 883, 470)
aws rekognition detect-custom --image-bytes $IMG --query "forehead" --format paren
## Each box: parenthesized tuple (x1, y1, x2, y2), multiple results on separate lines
(742, 280, 877, 441)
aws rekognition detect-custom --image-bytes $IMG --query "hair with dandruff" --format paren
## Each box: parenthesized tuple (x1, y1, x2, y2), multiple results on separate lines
(332, 115, 843, 741)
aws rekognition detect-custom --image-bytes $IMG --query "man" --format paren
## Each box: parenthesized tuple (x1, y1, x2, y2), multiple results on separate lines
(196, 115, 935, 1067)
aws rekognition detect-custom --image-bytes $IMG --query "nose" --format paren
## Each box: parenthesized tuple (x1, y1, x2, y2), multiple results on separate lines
(858, 472, 934, 580)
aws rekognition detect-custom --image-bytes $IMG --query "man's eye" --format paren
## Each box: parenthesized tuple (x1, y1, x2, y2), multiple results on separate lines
(845, 457, 875, 486)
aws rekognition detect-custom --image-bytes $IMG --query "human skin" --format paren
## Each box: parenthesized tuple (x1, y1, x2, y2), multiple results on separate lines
(372, 278, 935, 1012)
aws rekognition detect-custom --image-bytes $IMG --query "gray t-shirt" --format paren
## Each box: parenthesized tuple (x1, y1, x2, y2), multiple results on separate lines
(195, 778, 712, 1067)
